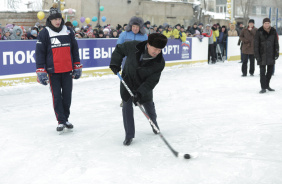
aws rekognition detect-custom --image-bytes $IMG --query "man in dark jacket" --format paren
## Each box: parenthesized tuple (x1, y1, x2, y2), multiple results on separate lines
(254, 18, 279, 93)
(35, 3, 82, 132)
(189, 23, 200, 36)
(240, 19, 257, 76)
(109, 33, 168, 146)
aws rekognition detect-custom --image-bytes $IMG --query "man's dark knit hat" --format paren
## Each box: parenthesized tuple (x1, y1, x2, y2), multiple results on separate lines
(148, 33, 168, 49)
(248, 19, 255, 24)
(263, 18, 271, 23)
(49, 3, 62, 20)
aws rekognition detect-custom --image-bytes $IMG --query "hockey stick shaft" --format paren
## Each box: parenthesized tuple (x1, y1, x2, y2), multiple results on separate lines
(117, 73, 179, 157)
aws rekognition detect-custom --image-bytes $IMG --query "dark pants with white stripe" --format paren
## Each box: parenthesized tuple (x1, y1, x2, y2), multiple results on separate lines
(49, 72, 73, 124)
(122, 98, 159, 139)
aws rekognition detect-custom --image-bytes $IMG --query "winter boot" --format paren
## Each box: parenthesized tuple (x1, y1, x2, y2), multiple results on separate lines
(65, 122, 73, 129)
(259, 89, 266, 94)
(123, 138, 133, 146)
(57, 123, 66, 132)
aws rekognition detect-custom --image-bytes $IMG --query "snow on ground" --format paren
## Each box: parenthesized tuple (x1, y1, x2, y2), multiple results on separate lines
(1, 59, 282, 184)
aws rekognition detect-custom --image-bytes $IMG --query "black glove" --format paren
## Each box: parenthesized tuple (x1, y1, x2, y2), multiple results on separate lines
(132, 92, 141, 106)
(110, 65, 121, 75)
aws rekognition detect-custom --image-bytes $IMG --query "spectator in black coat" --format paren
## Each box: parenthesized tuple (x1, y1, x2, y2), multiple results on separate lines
(217, 25, 228, 57)
(254, 18, 279, 93)
(189, 23, 200, 36)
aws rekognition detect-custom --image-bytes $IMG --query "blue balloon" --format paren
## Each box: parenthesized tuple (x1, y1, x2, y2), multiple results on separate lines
(72, 20, 78, 27)
(92, 16, 98, 22)
(101, 16, 106, 22)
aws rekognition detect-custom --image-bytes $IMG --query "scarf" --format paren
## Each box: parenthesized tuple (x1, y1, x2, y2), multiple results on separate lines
(46, 18, 65, 33)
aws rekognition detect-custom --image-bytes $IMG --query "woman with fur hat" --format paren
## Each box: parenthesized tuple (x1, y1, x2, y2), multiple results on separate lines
(117, 16, 148, 44)
(2, 28, 11, 40)
(10, 26, 23, 40)
(35, 3, 82, 132)
(110, 33, 168, 146)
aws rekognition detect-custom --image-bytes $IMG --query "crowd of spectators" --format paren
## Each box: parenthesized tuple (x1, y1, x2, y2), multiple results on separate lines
(1, 18, 282, 63)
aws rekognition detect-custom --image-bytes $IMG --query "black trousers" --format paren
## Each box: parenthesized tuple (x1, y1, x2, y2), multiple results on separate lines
(122, 98, 159, 139)
(49, 72, 73, 124)
(208, 44, 215, 63)
(242, 54, 255, 75)
(213, 42, 217, 60)
(260, 65, 274, 89)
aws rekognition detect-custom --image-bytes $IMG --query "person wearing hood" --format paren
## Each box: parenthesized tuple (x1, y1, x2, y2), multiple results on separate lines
(97, 30, 105, 38)
(35, 3, 82, 132)
(2, 28, 11, 40)
(156, 25, 163, 34)
(144, 21, 151, 35)
(10, 26, 23, 40)
(117, 16, 148, 44)
(109, 33, 168, 146)
(163, 25, 173, 38)
(111, 29, 119, 38)
(28, 30, 38, 40)
(254, 18, 279, 93)
(202, 24, 215, 63)
(228, 24, 238, 36)
(239, 19, 257, 76)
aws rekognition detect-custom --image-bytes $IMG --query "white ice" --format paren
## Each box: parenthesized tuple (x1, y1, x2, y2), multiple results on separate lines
(1, 59, 282, 184)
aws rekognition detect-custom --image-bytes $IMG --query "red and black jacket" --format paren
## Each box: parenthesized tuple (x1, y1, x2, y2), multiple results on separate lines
(36, 25, 80, 73)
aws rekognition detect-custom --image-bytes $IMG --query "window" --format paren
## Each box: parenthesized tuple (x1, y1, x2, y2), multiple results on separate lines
(252, 6, 256, 15)
(216, 5, 226, 13)
(261, 6, 266, 15)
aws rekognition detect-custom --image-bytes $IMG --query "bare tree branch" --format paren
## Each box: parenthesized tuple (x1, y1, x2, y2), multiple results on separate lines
(7, 0, 22, 10)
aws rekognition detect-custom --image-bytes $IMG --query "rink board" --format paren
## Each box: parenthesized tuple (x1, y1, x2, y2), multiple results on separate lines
(0, 37, 208, 86)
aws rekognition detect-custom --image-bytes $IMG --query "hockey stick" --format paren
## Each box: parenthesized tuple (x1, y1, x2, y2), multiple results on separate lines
(117, 73, 192, 159)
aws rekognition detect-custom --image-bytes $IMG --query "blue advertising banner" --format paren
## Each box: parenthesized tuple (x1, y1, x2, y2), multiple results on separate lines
(0, 38, 192, 76)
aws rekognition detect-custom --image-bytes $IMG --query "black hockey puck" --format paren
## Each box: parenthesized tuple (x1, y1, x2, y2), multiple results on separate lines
(184, 154, 191, 159)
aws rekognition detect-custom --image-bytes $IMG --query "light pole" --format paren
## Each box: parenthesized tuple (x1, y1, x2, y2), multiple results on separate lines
(97, 0, 101, 27)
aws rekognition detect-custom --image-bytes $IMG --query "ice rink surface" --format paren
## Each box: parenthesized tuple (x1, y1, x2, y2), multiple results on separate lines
(1, 59, 282, 184)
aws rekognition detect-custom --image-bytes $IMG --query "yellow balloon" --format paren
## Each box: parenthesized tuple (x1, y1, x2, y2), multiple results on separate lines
(60, 4, 65, 11)
(60, 0, 65, 2)
(62, 14, 65, 19)
(37, 11, 45, 20)
(227, 4, 231, 9)
(85, 17, 91, 24)
(228, 10, 231, 14)
(227, 0, 231, 2)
